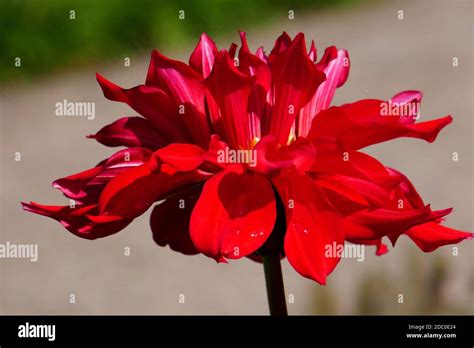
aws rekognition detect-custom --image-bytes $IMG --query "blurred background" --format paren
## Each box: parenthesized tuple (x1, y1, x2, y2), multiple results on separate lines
(0, 0, 472, 314)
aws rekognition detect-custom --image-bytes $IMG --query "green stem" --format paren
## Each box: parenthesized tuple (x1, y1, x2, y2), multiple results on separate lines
(262, 253, 288, 316)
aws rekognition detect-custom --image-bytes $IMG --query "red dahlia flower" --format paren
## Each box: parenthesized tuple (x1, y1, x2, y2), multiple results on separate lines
(23, 32, 471, 299)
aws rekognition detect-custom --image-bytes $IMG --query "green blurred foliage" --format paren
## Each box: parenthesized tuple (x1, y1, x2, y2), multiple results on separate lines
(0, 0, 355, 83)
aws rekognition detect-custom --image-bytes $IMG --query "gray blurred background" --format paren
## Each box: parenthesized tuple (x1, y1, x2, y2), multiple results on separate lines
(0, 0, 473, 314)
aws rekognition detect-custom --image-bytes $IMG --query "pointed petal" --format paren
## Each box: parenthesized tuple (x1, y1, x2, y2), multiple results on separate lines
(96, 73, 192, 143)
(53, 148, 152, 203)
(308, 40, 317, 62)
(21, 202, 131, 239)
(272, 173, 344, 285)
(146, 50, 211, 147)
(204, 51, 256, 148)
(308, 98, 452, 150)
(298, 47, 350, 137)
(406, 222, 473, 252)
(190, 168, 276, 261)
(269, 31, 292, 58)
(87, 116, 168, 150)
(189, 33, 218, 78)
(343, 205, 436, 240)
(391, 90, 423, 105)
(238, 32, 272, 140)
(267, 33, 326, 144)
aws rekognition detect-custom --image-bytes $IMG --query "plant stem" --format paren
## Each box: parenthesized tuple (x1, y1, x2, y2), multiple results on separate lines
(262, 253, 288, 316)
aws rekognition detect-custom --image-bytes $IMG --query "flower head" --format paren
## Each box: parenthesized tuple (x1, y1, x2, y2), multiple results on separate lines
(23, 32, 472, 284)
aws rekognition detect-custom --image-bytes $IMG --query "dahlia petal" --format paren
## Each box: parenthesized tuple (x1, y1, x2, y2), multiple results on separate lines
(268, 33, 326, 144)
(406, 222, 473, 252)
(239, 32, 272, 140)
(99, 160, 208, 219)
(347, 236, 389, 256)
(155, 143, 206, 172)
(315, 46, 350, 88)
(314, 175, 372, 217)
(385, 167, 425, 209)
(343, 206, 435, 240)
(308, 99, 452, 150)
(190, 168, 276, 261)
(205, 51, 256, 148)
(315, 174, 389, 210)
(255, 47, 267, 62)
(375, 240, 389, 256)
(391, 90, 423, 105)
(311, 139, 400, 187)
(53, 148, 153, 203)
(189, 33, 218, 78)
(53, 166, 104, 201)
(228, 42, 238, 59)
(308, 40, 317, 62)
(278, 137, 316, 173)
(269, 31, 292, 58)
(298, 48, 350, 137)
(21, 202, 131, 239)
(252, 136, 316, 174)
(253, 136, 292, 174)
(272, 173, 344, 285)
(150, 185, 201, 255)
(96, 73, 192, 142)
(87, 116, 168, 150)
(146, 50, 211, 147)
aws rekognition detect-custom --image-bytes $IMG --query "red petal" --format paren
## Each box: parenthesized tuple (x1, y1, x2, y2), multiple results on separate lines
(189, 33, 218, 78)
(298, 47, 350, 137)
(87, 116, 168, 150)
(311, 138, 400, 187)
(272, 173, 344, 285)
(391, 90, 423, 106)
(267, 33, 326, 144)
(190, 168, 276, 261)
(205, 51, 256, 148)
(96, 73, 192, 143)
(53, 166, 104, 202)
(269, 31, 292, 58)
(21, 202, 131, 239)
(99, 160, 208, 219)
(252, 136, 316, 174)
(278, 137, 316, 173)
(308, 98, 452, 150)
(308, 40, 317, 62)
(150, 185, 201, 255)
(314, 175, 374, 216)
(406, 222, 473, 252)
(53, 148, 152, 203)
(238, 32, 272, 140)
(252, 136, 292, 174)
(155, 143, 206, 172)
(146, 50, 211, 147)
(343, 206, 435, 240)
